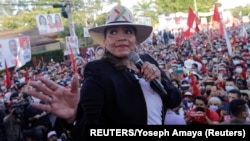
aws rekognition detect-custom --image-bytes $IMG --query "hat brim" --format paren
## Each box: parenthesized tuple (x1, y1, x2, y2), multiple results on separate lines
(89, 23, 153, 46)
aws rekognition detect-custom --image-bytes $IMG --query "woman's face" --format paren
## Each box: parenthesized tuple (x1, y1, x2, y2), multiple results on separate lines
(55, 15, 61, 22)
(103, 25, 137, 58)
(40, 16, 46, 25)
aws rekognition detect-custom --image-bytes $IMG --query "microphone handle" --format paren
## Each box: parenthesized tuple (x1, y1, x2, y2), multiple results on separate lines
(150, 79, 168, 97)
(135, 60, 168, 96)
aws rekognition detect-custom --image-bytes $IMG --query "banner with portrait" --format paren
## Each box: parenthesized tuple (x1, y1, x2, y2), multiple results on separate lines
(0, 36, 31, 70)
(36, 13, 64, 35)
(83, 27, 91, 37)
(64, 36, 80, 56)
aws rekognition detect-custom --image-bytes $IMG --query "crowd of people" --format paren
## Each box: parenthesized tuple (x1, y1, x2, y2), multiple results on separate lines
(0, 4, 250, 141)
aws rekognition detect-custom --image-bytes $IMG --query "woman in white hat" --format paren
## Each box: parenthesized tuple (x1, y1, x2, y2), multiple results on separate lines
(25, 5, 181, 140)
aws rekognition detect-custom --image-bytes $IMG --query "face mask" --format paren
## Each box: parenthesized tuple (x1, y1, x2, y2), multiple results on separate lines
(1, 86, 6, 91)
(217, 48, 222, 51)
(12, 99, 18, 103)
(235, 67, 242, 73)
(247, 60, 250, 64)
(187, 102, 193, 108)
(233, 60, 241, 65)
(212, 58, 217, 63)
(225, 85, 234, 91)
(174, 85, 178, 88)
(209, 105, 218, 111)
(202, 60, 207, 64)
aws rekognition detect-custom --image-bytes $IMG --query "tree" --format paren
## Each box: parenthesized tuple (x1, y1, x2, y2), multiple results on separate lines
(230, 5, 250, 18)
(132, 0, 158, 27)
(155, 0, 217, 15)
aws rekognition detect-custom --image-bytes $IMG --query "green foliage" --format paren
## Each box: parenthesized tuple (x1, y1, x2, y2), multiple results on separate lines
(230, 6, 250, 17)
(132, 0, 158, 27)
(155, 0, 217, 14)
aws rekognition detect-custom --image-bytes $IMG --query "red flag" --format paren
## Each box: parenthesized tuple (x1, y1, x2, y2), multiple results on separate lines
(212, 4, 220, 22)
(69, 47, 77, 73)
(190, 73, 200, 97)
(180, 28, 192, 39)
(4, 59, 11, 89)
(232, 34, 237, 46)
(32, 56, 38, 67)
(219, 21, 224, 36)
(24, 68, 29, 83)
(195, 22, 200, 33)
(187, 8, 196, 27)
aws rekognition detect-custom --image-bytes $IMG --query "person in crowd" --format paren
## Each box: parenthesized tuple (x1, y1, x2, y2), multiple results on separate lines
(47, 130, 67, 141)
(185, 95, 220, 125)
(95, 46, 105, 60)
(227, 89, 242, 102)
(222, 89, 244, 121)
(164, 103, 186, 125)
(225, 78, 238, 92)
(163, 29, 174, 45)
(25, 5, 182, 140)
(3, 92, 24, 141)
(0, 107, 6, 141)
(208, 96, 225, 122)
(220, 99, 250, 125)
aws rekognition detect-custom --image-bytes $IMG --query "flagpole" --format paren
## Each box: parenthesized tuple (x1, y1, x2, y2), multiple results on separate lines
(220, 12, 233, 57)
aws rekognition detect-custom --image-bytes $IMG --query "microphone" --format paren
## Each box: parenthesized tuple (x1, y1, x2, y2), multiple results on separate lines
(128, 51, 168, 96)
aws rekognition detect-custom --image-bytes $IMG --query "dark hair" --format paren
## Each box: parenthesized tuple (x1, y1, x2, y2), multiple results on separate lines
(192, 63, 198, 68)
(171, 78, 179, 84)
(228, 89, 241, 98)
(226, 78, 235, 83)
(39, 15, 47, 25)
(229, 99, 247, 116)
(10, 92, 19, 101)
(194, 95, 208, 105)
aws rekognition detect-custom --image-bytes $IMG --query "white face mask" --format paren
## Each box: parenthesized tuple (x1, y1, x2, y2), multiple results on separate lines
(202, 60, 207, 64)
(1, 86, 6, 91)
(187, 102, 193, 108)
(235, 67, 242, 73)
(209, 105, 219, 111)
(233, 60, 241, 65)
(225, 85, 234, 92)
(212, 58, 218, 63)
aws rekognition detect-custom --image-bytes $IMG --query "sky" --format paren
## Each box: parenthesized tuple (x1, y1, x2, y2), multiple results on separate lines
(120, 0, 250, 10)
(218, 0, 250, 9)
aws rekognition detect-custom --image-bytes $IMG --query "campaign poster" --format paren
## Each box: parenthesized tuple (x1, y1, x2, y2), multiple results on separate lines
(36, 13, 64, 35)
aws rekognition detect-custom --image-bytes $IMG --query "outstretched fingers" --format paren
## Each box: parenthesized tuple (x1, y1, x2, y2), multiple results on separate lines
(70, 74, 80, 94)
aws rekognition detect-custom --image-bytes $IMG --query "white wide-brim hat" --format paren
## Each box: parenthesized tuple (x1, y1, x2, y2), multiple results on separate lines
(88, 5, 153, 46)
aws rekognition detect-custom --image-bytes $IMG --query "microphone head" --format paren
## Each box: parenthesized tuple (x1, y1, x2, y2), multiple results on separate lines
(128, 51, 140, 64)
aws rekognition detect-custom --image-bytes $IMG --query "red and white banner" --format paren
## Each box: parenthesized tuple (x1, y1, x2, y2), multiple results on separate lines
(36, 13, 64, 35)
(0, 36, 31, 70)
(64, 36, 79, 56)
